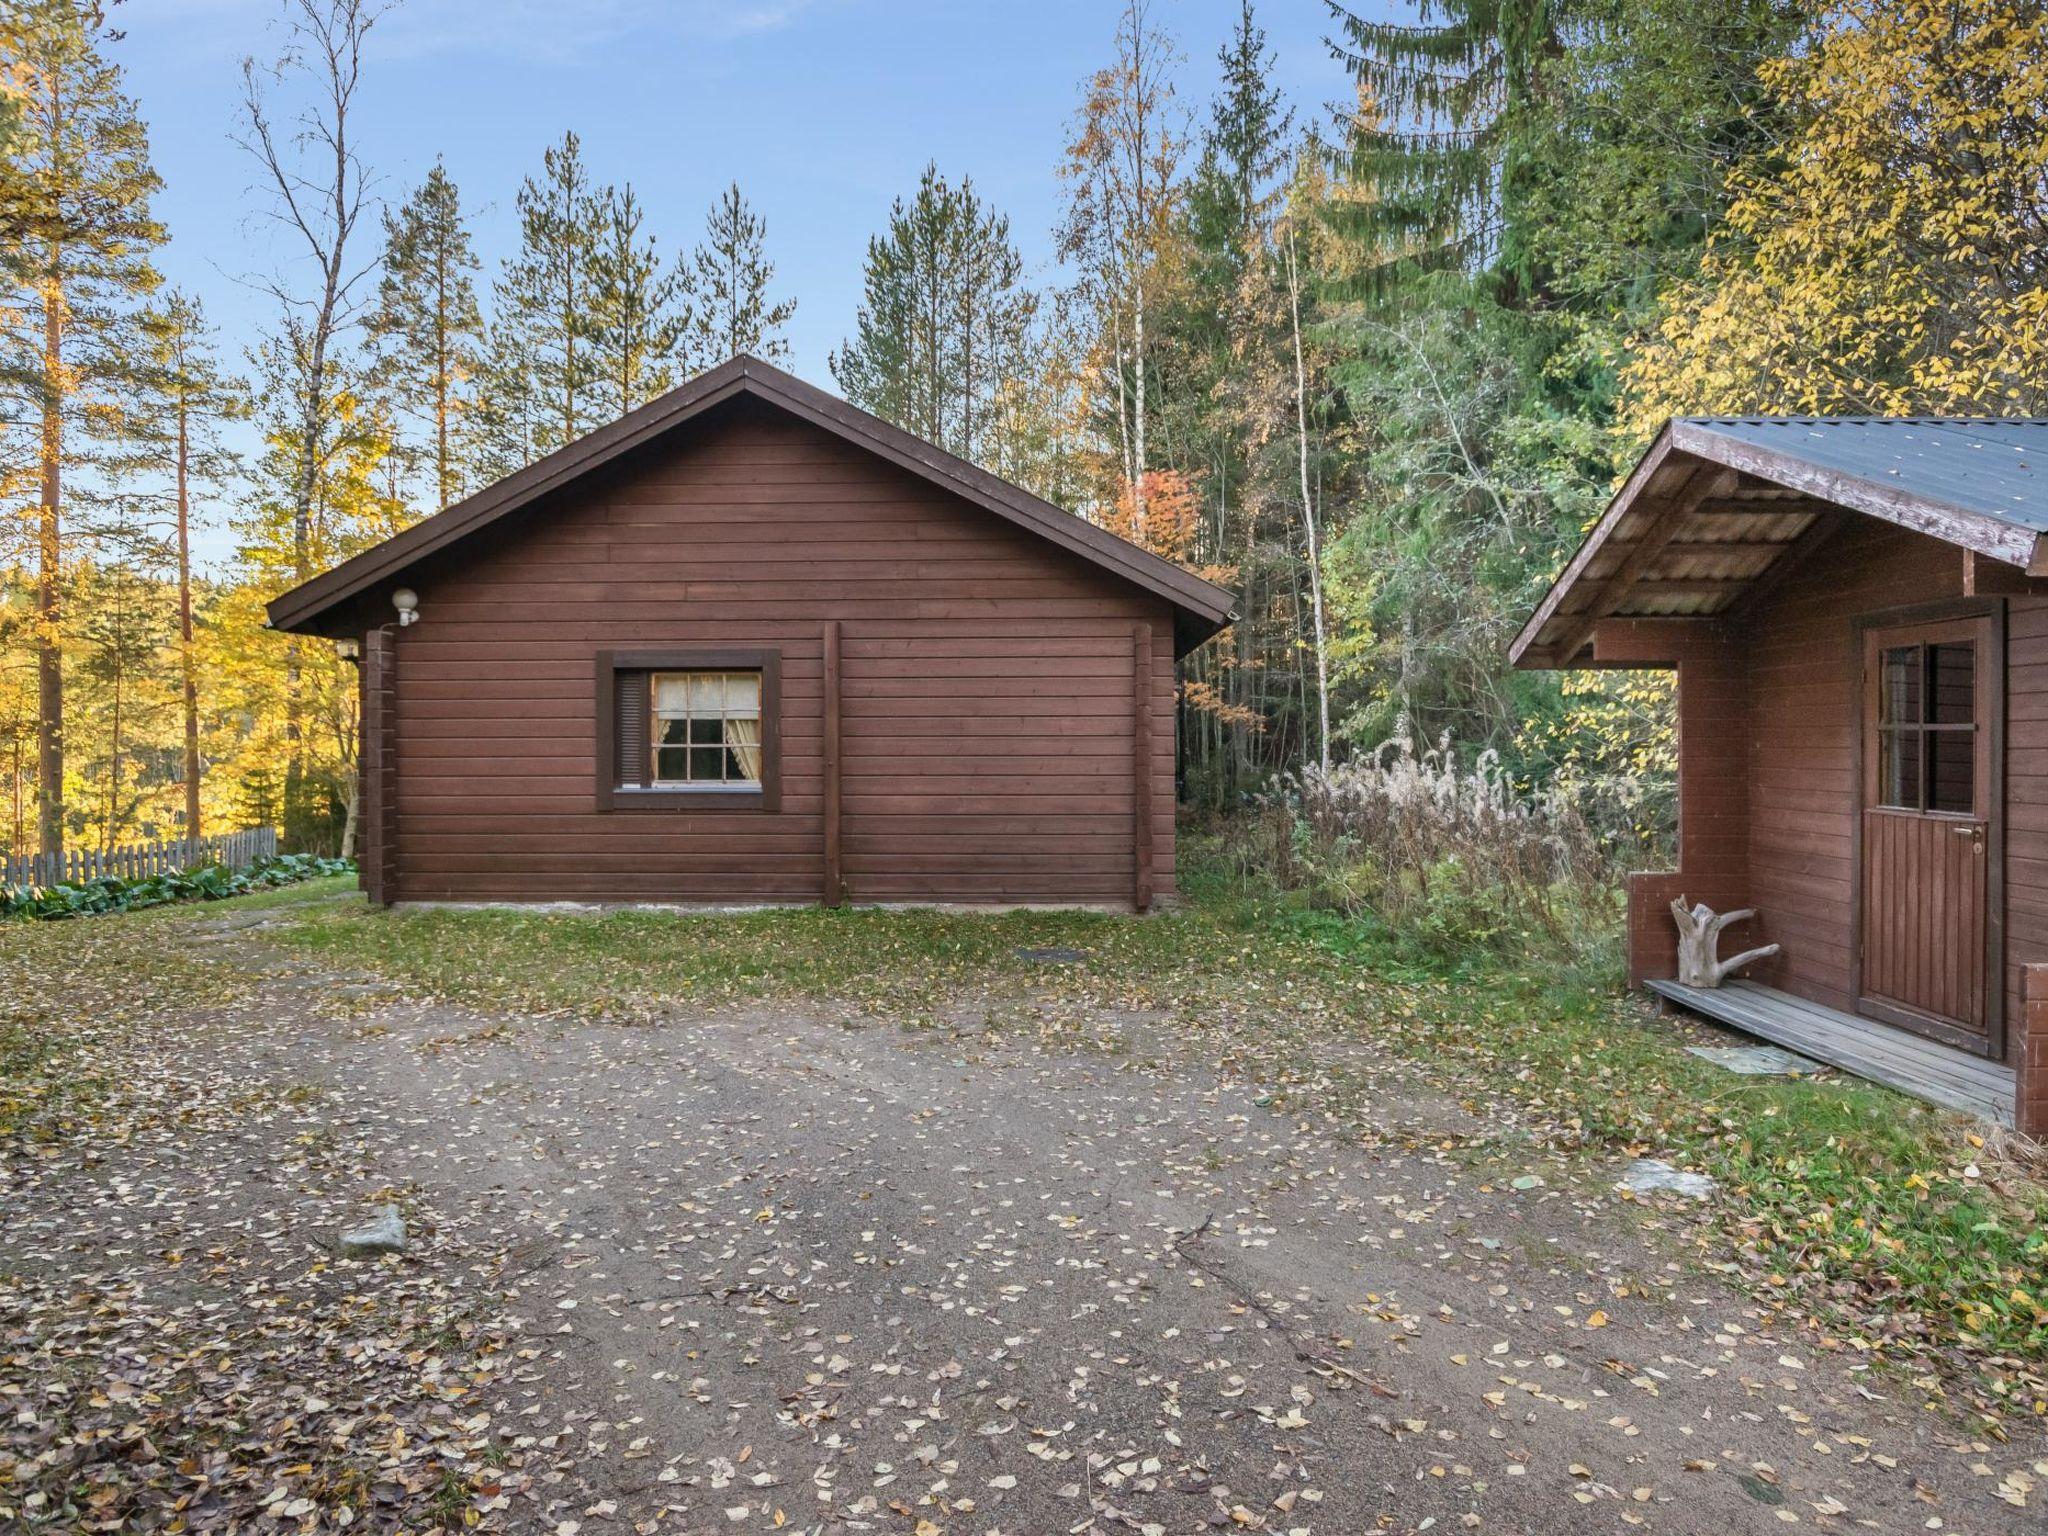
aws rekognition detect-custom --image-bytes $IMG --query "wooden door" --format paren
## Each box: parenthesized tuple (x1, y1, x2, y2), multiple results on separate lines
(1858, 615, 2001, 1054)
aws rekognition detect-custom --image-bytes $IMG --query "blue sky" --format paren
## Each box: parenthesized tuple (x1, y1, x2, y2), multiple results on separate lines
(117, 0, 1370, 563)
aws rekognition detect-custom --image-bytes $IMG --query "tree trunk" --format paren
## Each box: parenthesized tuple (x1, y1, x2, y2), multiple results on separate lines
(105, 620, 122, 854)
(177, 397, 201, 842)
(435, 248, 452, 510)
(35, 250, 64, 857)
(1670, 898, 1780, 988)
(338, 765, 359, 861)
(1285, 229, 1331, 770)
(1131, 273, 1147, 541)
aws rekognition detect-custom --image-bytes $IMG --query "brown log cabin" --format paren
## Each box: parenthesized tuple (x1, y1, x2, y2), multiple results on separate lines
(267, 356, 1234, 914)
(1513, 417, 2048, 1134)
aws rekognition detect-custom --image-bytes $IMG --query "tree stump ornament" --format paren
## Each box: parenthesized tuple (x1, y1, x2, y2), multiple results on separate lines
(1670, 897, 1780, 989)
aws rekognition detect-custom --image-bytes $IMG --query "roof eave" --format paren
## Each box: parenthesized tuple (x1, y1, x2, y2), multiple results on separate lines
(1511, 418, 2044, 670)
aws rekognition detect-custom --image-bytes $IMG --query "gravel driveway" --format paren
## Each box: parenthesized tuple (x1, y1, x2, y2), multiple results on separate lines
(6, 918, 2042, 1534)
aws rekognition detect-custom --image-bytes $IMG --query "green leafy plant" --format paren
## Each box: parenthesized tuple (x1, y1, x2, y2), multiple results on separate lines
(0, 853, 353, 921)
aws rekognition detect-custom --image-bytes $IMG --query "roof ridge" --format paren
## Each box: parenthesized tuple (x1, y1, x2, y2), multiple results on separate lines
(266, 355, 1236, 654)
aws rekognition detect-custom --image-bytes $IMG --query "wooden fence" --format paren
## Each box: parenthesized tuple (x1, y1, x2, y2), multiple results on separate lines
(3, 827, 278, 893)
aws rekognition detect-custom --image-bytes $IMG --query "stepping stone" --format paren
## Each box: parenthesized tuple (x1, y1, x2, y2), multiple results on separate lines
(1616, 1158, 1717, 1199)
(1017, 947, 1088, 964)
(1686, 1043, 1823, 1077)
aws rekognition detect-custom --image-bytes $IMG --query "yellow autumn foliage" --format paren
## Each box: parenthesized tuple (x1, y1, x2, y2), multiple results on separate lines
(1625, 0, 2048, 431)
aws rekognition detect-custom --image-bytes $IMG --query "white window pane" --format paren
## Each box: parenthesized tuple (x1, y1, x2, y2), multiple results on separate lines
(653, 674, 691, 714)
(724, 673, 760, 715)
(688, 673, 723, 712)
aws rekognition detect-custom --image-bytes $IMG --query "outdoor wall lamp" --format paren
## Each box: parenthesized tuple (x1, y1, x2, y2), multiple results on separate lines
(391, 587, 420, 626)
(334, 636, 361, 662)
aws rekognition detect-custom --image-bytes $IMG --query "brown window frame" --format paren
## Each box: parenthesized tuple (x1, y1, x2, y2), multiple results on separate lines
(595, 648, 781, 812)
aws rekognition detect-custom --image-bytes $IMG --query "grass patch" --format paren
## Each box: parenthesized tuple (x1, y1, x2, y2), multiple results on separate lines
(56, 849, 2048, 1406)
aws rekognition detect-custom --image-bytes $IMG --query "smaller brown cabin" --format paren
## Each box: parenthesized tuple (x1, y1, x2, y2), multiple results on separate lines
(1514, 418, 2048, 1134)
(268, 356, 1234, 914)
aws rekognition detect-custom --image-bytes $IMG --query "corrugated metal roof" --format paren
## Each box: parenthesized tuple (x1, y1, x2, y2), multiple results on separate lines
(1510, 416, 2048, 668)
(1680, 418, 2048, 533)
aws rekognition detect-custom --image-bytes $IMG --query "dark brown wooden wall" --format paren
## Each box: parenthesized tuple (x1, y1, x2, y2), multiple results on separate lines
(1632, 514, 2045, 1068)
(369, 398, 1178, 908)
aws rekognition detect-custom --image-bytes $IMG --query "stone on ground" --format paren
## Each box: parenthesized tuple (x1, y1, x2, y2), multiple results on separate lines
(1686, 1042, 1822, 1077)
(339, 1203, 406, 1255)
(1617, 1157, 1717, 1199)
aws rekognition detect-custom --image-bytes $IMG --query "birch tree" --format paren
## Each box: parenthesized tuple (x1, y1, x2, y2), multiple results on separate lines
(238, 0, 383, 850)
(1057, 0, 1182, 539)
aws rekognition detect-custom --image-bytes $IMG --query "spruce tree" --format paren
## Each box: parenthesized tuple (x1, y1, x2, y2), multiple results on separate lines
(685, 182, 796, 365)
(1187, 2, 1291, 305)
(489, 131, 601, 455)
(587, 182, 689, 419)
(370, 161, 483, 511)
(1326, 0, 1568, 288)
(0, 0, 164, 857)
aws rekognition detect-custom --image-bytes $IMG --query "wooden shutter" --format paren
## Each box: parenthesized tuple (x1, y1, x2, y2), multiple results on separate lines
(615, 669, 650, 788)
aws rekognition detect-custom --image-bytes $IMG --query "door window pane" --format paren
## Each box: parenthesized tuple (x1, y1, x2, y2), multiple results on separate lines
(1928, 643, 1974, 724)
(1880, 646, 1921, 725)
(1878, 728, 1922, 809)
(1928, 732, 1974, 814)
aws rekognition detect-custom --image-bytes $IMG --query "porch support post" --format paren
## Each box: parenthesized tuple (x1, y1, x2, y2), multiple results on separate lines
(2020, 966, 2048, 1138)
(822, 620, 843, 908)
(1593, 620, 1756, 989)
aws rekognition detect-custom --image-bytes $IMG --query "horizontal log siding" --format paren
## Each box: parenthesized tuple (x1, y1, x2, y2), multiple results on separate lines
(1736, 517, 2044, 1068)
(382, 401, 1177, 907)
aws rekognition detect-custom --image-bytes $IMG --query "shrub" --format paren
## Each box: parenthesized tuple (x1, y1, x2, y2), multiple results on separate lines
(0, 853, 353, 921)
(1224, 727, 1623, 967)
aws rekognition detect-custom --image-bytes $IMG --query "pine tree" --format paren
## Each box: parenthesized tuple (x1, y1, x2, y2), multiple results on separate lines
(685, 182, 796, 364)
(489, 131, 602, 456)
(470, 324, 550, 482)
(0, 0, 164, 857)
(587, 182, 690, 419)
(370, 161, 483, 512)
(831, 165, 1035, 464)
(137, 291, 243, 844)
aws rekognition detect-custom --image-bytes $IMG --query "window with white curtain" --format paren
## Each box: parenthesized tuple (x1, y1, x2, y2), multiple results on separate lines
(651, 671, 763, 786)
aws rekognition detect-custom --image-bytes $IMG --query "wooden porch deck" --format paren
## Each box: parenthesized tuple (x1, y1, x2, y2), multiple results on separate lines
(1646, 979, 2017, 1126)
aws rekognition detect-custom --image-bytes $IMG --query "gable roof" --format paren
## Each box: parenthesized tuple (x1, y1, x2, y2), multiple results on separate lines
(266, 354, 1237, 655)
(1511, 416, 2048, 668)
